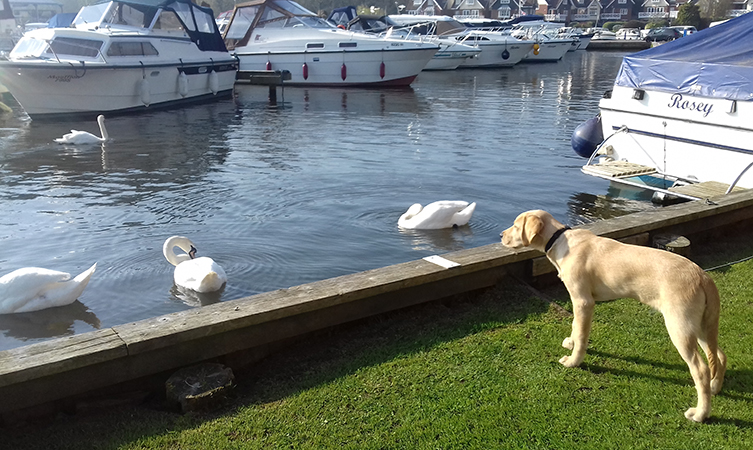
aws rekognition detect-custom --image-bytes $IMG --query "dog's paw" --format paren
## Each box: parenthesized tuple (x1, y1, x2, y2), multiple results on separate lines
(684, 407, 707, 423)
(559, 355, 581, 368)
(562, 337, 574, 350)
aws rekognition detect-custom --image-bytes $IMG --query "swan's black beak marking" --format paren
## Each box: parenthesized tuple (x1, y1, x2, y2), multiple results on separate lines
(189, 246, 197, 259)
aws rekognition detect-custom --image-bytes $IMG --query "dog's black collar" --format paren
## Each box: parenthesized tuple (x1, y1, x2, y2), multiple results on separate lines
(545, 226, 571, 252)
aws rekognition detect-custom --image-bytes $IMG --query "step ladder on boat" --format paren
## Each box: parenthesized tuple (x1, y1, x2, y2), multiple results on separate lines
(582, 159, 749, 202)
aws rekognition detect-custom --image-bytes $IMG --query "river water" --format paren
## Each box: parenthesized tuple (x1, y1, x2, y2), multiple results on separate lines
(0, 49, 657, 351)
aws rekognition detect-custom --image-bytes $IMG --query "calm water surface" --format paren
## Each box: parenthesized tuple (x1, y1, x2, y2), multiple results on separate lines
(0, 50, 657, 351)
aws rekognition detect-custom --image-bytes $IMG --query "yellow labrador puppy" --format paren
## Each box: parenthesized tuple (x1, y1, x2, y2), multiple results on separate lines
(500, 209, 726, 422)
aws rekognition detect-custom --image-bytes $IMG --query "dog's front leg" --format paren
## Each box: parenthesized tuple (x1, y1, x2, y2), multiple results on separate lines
(560, 294, 595, 368)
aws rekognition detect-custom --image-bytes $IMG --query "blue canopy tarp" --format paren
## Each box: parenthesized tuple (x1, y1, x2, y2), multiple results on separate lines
(614, 13, 753, 102)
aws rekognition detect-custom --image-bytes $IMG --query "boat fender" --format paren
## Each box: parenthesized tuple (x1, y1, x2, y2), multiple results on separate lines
(178, 71, 189, 98)
(533, 43, 540, 56)
(302, 62, 309, 80)
(501, 49, 510, 60)
(266, 60, 272, 70)
(140, 77, 151, 106)
(209, 69, 219, 95)
(380, 61, 385, 79)
(571, 115, 603, 158)
(341, 63, 347, 81)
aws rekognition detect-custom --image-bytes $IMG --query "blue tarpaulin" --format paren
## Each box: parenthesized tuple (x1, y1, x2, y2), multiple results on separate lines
(614, 13, 753, 101)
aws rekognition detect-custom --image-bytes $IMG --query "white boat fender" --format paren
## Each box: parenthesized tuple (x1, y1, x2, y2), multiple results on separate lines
(209, 69, 219, 95)
(140, 77, 151, 106)
(178, 71, 189, 97)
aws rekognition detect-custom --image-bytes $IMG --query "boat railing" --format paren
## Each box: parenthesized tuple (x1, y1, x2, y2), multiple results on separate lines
(726, 162, 753, 194)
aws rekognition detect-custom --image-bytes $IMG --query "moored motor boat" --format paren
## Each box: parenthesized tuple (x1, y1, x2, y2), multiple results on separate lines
(387, 14, 535, 68)
(573, 14, 753, 202)
(223, 0, 439, 86)
(0, 0, 238, 120)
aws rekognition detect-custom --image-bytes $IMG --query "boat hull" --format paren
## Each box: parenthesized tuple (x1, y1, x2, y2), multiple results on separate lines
(598, 85, 753, 188)
(524, 40, 572, 62)
(235, 46, 437, 86)
(0, 59, 237, 119)
(458, 41, 533, 68)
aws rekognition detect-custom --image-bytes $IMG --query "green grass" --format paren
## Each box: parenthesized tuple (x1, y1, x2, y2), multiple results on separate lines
(5, 235, 753, 449)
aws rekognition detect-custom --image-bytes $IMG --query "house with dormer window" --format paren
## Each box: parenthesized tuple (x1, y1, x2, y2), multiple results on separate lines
(450, 0, 487, 17)
(639, 0, 669, 20)
(601, 0, 638, 21)
(407, 0, 449, 15)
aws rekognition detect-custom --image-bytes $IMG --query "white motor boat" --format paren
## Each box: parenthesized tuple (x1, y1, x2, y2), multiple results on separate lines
(387, 15, 535, 68)
(223, 0, 439, 86)
(511, 23, 573, 62)
(0, 0, 238, 120)
(325, 8, 480, 71)
(573, 14, 753, 202)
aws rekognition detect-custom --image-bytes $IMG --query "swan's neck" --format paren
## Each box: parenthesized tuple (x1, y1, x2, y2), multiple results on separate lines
(98, 116, 109, 140)
(163, 236, 196, 266)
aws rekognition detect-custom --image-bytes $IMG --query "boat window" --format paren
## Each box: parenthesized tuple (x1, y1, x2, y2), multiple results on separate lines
(103, 3, 149, 28)
(224, 6, 257, 40)
(256, 7, 287, 27)
(339, 42, 357, 48)
(73, 3, 109, 27)
(306, 43, 324, 48)
(171, 2, 197, 31)
(107, 41, 159, 56)
(47, 37, 103, 58)
(275, 0, 317, 16)
(153, 10, 183, 31)
(192, 7, 216, 34)
(8, 36, 48, 58)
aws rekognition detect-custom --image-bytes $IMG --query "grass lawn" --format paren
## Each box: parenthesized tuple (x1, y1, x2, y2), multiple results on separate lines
(4, 234, 753, 449)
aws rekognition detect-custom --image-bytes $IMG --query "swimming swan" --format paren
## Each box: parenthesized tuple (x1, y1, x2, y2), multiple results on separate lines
(54, 115, 109, 145)
(398, 201, 476, 230)
(0, 263, 97, 314)
(163, 236, 227, 293)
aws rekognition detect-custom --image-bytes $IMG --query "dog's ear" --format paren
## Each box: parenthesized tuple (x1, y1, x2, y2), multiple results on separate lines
(521, 214, 544, 247)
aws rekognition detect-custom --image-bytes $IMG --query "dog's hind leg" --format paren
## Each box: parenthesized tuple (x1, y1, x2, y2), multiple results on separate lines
(559, 291, 595, 368)
(699, 340, 727, 395)
(664, 315, 712, 422)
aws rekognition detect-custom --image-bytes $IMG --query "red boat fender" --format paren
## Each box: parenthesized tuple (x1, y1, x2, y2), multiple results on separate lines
(266, 60, 272, 70)
(380, 61, 385, 79)
(341, 63, 347, 81)
(303, 62, 309, 80)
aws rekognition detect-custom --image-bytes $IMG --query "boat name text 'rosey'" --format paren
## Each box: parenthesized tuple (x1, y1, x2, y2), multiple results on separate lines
(668, 93, 713, 117)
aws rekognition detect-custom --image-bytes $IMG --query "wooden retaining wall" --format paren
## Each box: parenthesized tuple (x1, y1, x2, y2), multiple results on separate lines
(2, 189, 753, 417)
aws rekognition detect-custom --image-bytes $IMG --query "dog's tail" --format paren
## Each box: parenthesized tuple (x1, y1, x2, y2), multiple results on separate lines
(700, 275, 722, 380)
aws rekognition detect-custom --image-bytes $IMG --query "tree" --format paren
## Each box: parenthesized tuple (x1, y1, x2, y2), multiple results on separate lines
(698, 0, 732, 21)
(675, 3, 701, 28)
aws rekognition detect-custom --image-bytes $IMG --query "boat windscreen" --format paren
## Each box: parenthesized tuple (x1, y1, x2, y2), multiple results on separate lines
(272, 0, 316, 17)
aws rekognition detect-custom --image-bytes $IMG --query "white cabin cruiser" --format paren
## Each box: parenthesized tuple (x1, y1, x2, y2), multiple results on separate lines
(223, 0, 439, 86)
(573, 14, 753, 202)
(387, 15, 535, 68)
(510, 22, 573, 62)
(0, 0, 238, 120)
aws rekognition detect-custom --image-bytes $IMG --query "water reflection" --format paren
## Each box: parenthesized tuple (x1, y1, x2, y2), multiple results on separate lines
(0, 301, 100, 341)
(170, 284, 225, 307)
(398, 225, 475, 253)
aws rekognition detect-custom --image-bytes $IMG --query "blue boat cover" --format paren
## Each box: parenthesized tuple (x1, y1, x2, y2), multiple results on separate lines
(614, 13, 753, 101)
(48, 13, 77, 28)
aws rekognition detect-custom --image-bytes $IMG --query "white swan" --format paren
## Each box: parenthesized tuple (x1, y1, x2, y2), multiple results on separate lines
(54, 115, 109, 145)
(163, 236, 227, 293)
(0, 263, 97, 314)
(398, 201, 476, 230)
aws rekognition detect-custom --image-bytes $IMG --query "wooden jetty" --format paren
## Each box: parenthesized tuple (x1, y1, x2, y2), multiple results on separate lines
(235, 69, 292, 102)
(2, 189, 753, 419)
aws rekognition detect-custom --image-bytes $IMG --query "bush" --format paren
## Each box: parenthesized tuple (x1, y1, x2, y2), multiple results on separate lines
(602, 21, 622, 31)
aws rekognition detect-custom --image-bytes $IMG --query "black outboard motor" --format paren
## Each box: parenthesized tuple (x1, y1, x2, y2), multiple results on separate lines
(571, 115, 603, 158)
